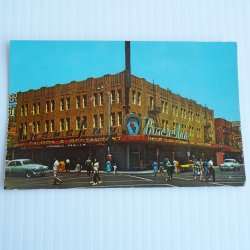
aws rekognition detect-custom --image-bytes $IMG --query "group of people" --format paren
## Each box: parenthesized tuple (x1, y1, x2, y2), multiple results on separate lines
(152, 158, 177, 182)
(52, 156, 118, 186)
(152, 158, 216, 182)
(193, 159, 215, 182)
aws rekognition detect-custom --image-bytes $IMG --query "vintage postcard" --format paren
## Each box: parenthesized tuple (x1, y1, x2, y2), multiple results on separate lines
(5, 41, 245, 189)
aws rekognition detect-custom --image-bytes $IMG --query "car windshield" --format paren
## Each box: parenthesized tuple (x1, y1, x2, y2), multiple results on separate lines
(22, 160, 34, 165)
(224, 160, 234, 163)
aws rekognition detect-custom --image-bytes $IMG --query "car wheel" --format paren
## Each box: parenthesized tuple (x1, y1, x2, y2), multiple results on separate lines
(25, 171, 33, 178)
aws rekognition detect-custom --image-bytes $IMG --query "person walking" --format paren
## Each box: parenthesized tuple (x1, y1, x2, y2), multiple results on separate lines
(75, 157, 82, 176)
(65, 158, 70, 172)
(90, 159, 102, 185)
(165, 158, 172, 181)
(199, 159, 204, 181)
(194, 159, 200, 180)
(106, 160, 111, 174)
(208, 159, 215, 182)
(159, 161, 164, 177)
(203, 159, 209, 178)
(113, 162, 118, 174)
(53, 158, 62, 185)
(152, 160, 158, 176)
(85, 157, 93, 176)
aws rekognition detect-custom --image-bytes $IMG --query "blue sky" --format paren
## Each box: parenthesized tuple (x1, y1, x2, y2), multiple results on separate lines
(10, 41, 240, 121)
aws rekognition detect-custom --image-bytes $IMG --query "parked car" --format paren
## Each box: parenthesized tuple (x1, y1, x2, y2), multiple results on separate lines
(219, 159, 241, 171)
(5, 159, 49, 178)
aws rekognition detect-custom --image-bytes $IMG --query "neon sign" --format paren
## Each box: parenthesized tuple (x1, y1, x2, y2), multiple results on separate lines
(144, 118, 189, 140)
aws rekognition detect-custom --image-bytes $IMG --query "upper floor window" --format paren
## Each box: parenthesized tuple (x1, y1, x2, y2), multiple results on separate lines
(93, 93, 98, 106)
(118, 112, 122, 126)
(36, 121, 40, 133)
(111, 90, 115, 104)
(137, 92, 141, 106)
(45, 120, 49, 132)
(37, 103, 40, 114)
(50, 120, 55, 132)
(50, 100, 55, 112)
(76, 117, 81, 130)
(117, 89, 122, 103)
(76, 96, 80, 109)
(25, 104, 28, 116)
(132, 90, 136, 104)
(149, 96, 154, 109)
(66, 118, 70, 130)
(46, 101, 50, 113)
(32, 104, 36, 115)
(99, 93, 104, 106)
(161, 101, 165, 113)
(83, 95, 87, 108)
(111, 112, 116, 127)
(66, 97, 70, 110)
(60, 119, 65, 131)
(93, 115, 98, 128)
(60, 99, 64, 111)
(83, 116, 87, 129)
(100, 114, 104, 128)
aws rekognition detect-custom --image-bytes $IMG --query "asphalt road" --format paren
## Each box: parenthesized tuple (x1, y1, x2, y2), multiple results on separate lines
(4, 165, 246, 189)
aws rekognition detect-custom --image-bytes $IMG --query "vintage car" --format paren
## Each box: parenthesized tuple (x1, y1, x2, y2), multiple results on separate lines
(219, 159, 241, 171)
(179, 162, 195, 172)
(5, 159, 49, 178)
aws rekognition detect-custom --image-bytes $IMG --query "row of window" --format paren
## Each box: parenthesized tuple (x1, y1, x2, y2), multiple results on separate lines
(20, 112, 123, 134)
(21, 91, 123, 116)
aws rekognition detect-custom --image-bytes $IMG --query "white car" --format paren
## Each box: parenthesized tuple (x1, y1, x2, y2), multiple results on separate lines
(219, 159, 241, 171)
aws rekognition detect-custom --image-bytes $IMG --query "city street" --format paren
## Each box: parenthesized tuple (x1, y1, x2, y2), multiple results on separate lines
(4, 166, 246, 189)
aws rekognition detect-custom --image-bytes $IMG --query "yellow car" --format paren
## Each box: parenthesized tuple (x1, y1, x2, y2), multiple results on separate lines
(179, 162, 194, 172)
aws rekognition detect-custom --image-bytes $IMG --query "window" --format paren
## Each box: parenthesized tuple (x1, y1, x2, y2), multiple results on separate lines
(173, 122, 176, 131)
(161, 101, 165, 113)
(172, 105, 175, 115)
(117, 89, 122, 103)
(66, 97, 70, 110)
(99, 93, 104, 106)
(76, 117, 81, 130)
(60, 99, 64, 111)
(21, 105, 24, 116)
(50, 100, 55, 112)
(93, 93, 98, 106)
(162, 120, 165, 128)
(37, 103, 40, 114)
(184, 109, 186, 119)
(100, 114, 104, 128)
(83, 116, 87, 128)
(83, 95, 87, 108)
(25, 104, 28, 116)
(32, 122, 36, 133)
(111, 112, 116, 127)
(24, 123, 27, 135)
(46, 101, 49, 113)
(137, 92, 141, 106)
(111, 90, 115, 104)
(32, 104, 36, 115)
(175, 106, 178, 117)
(50, 120, 55, 132)
(66, 118, 70, 130)
(76, 96, 80, 109)
(118, 112, 122, 126)
(93, 115, 98, 128)
(191, 112, 194, 121)
(165, 102, 168, 114)
(60, 119, 65, 131)
(132, 90, 136, 104)
(150, 96, 154, 109)
(36, 121, 40, 133)
(181, 108, 183, 118)
(45, 120, 49, 132)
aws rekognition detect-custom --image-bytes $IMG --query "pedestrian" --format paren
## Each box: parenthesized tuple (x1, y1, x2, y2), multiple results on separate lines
(173, 159, 178, 173)
(75, 157, 82, 176)
(152, 160, 158, 176)
(165, 158, 172, 181)
(194, 159, 200, 180)
(90, 159, 102, 185)
(106, 160, 111, 174)
(199, 159, 204, 181)
(113, 162, 118, 174)
(203, 159, 209, 177)
(53, 158, 62, 185)
(159, 161, 164, 177)
(208, 159, 215, 182)
(65, 158, 70, 172)
(85, 157, 93, 176)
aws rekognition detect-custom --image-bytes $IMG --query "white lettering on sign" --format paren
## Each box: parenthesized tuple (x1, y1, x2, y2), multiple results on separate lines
(144, 118, 189, 140)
